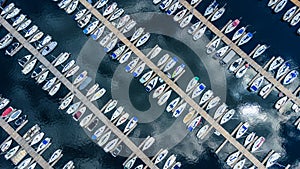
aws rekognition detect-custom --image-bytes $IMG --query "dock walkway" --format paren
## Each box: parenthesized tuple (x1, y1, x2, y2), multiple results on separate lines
(290, 0, 300, 7)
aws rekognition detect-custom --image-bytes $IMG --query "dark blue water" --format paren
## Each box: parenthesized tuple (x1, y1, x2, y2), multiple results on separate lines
(0, 0, 299, 169)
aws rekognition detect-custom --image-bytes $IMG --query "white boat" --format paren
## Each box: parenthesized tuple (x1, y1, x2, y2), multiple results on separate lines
(207, 38, 221, 54)
(268, 0, 279, 7)
(166, 97, 180, 112)
(109, 8, 124, 21)
(31, 64, 46, 78)
(220, 109, 235, 125)
(232, 27, 246, 41)
(191, 83, 206, 98)
(42, 77, 57, 91)
(244, 132, 256, 146)
(4, 145, 20, 160)
(110, 45, 125, 59)
(235, 64, 250, 78)
(0, 139, 12, 152)
(73, 71, 88, 85)
(91, 25, 105, 40)
(130, 27, 145, 42)
(125, 58, 139, 72)
(211, 6, 225, 22)
(49, 82, 61, 96)
(62, 161, 74, 169)
(275, 96, 288, 109)
(139, 70, 154, 84)
(103, 2, 118, 17)
(17, 157, 32, 169)
(204, 0, 218, 16)
(249, 76, 264, 92)
(48, 149, 63, 164)
(110, 106, 124, 121)
(18, 54, 32, 67)
(104, 37, 118, 52)
(172, 63, 185, 79)
(27, 162, 37, 169)
(187, 116, 202, 131)
(253, 44, 267, 58)
(206, 96, 220, 110)
(124, 156, 137, 169)
(95, 0, 109, 9)
(237, 32, 253, 46)
(251, 136, 265, 152)
(179, 14, 193, 28)
(116, 113, 129, 127)
(124, 116, 138, 133)
(72, 106, 86, 121)
(266, 153, 281, 168)
(6, 109, 22, 123)
(268, 56, 284, 71)
(74, 9, 86, 21)
(215, 45, 229, 58)
(36, 137, 51, 153)
(36, 35, 52, 50)
(199, 90, 213, 105)
(282, 6, 297, 21)
(122, 20, 137, 33)
(117, 14, 131, 29)
(213, 103, 227, 119)
(30, 132, 44, 146)
(233, 159, 246, 169)
(22, 59, 37, 75)
(104, 100, 118, 114)
(283, 70, 298, 85)
(86, 84, 99, 97)
(58, 0, 72, 9)
(153, 83, 167, 98)
(79, 113, 93, 127)
(91, 125, 106, 140)
(145, 76, 159, 92)
(163, 154, 176, 169)
(41, 41, 58, 56)
(78, 13, 92, 28)
(119, 51, 133, 64)
(148, 45, 162, 59)
(185, 77, 199, 92)
(136, 33, 151, 47)
(134, 165, 144, 169)
(133, 63, 146, 77)
(6, 8, 21, 19)
(193, 26, 207, 40)
(188, 21, 201, 34)
(154, 149, 169, 164)
(276, 62, 290, 79)
(65, 0, 78, 14)
(153, 0, 161, 5)
(274, 0, 287, 13)
(259, 84, 272, 97)
(83, 20, 99, 35)
(98, 131, 112, 146)
(1, 3, 15, 16)
(160, 0, 173, 10)
(58, 94, 74, 110)
(0, 98, 9, 110)
(191, 0, 200, 5)
(196, 124, 209, 139)
(157, 54, 170, 67)
(157, 90, 172, 106)
(171, 162, 182, 169)
(86, 118, 99, 131)
(29, 31, 44, 43)
(54, 52, 70, 67)
(25, 25, 38, 38)
(66, 101, 81, 114)
(236, 122, 249, 139)
(166, 1, 179, 15)
(12, 14, 26, 27)
(0, 33, 13, 49)
(226, 151, 240, 166)
(225, 19, 240, 34)
(17, 19, 31, 32)
(66, 65, 80, 78)
(172, 102, 187, 118)
(290, 12, 300, 26)
(163, 57, 178, 72)
(90, 88, 106, 101)
(104, 138, 119, 152)
(36, 70, 49, 84)
(142, 137, 155, 151)
(173, 9, 187, 22)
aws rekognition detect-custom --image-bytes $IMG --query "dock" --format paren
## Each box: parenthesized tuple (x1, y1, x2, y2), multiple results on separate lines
(290, 0, 300, 7)
(0, 118, 53, 168)
(0, 15, 158, 169)
(77, 0, 266, 168)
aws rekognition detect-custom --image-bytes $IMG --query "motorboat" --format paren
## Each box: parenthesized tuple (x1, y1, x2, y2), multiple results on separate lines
(251, 136, 265, 152)
(73, 9, 87, 21)
(204, 0, 218, 16)
(122, 20, 137, 34)
(54, 52, 70, 67)
(58, 94, 74, 110)
(266, 153, 281, 168)
(73, 70, 88, 85)
(185, 77, 199, 92)
(23, 124, 40, 142)
(4, 145, 20, 160)
(275, 62, 290, 79)
(104, 37, 118, 52)
(22, 59, 37, 75)
(191, 83, 206, 98)
(130, 27, 145, 42)
(172, 102, 187, 118)
(154, 149, 168, 164)
(36, 35, 52, 50)
(27, 162, 37, 169)
(18, 54, 32, 67)
(220, 109, 235, 125)
(163, 154, 176, 169)
(79, 76, 91, 90)
(1, 106, 14, 118)
(196, 124, 209, 139)
(211, 6, 226, 22)
(142, 137, 155, 151)
(139, 70, 154, 84)
(275, 96, 288, 109)
(283, 70, 298, 85)
(274, 0, 287, 13)
(119, 51, 133, 64)
(249, 76, 264, 92)
(236, 122, 249, 139)
(83, 20, 99, 35)
(268, 56, 284, 71)
(79, 113, 93, 127)
(95, 0, 109, 9)
(103, 2, 118, 17)
(268, 0, 279, 7)
(157, 54, 170, 67)
(111, 144, 122, 157)
(145, 76, 159, 92)
(153, 0, 162, 5)
(17, 157, 32, 169)
(166, 1, 179, 15)
(7, 109, 22, 123)
(31, 64, 46, 78)
(41, 41, 58, 56)
(91, 25, 105, 40)
(232, 27, 246, 41)
(17, 19, 31, 31)
(244, 132, 256, 146)
(48, 149, 63, 164)
(224, 19, 240, 34)
(193, 26, 207, 40)
(14, 114, 27, 127)
(49, 82, 62, 96)
(237, 32, 253, 46)
(153, 83, 167, 98)
(86, 84, 99, 97)
(187, 116, 201, 131)
(30, 132, 44, 146)
(233, 159, 246, 169)
(104, 100, 118, 114)
(166, 97, 180, 112)
(215, 45, 229, 58)
(226, 151, 240, 166)
(235, 63, 249, 78)
(206, 38, 221, 54)
(65, 0, 78, 14)
(110, 106, 124, 121)
(6, 8, 21, 19)
(282, 6, 297, 21)
(5, 42, 20, 56)
(171, 162, 182, 169)
(148, 45, 162, 59)
(157, 90, 172, 106)
(171, 64, 185, 78)
(98, 131, 112, 146)
(1, 3, 15, 16)
(66, 65, 80, 78)
(12, 14, 26, 27)
(24, 25, 38, 38)
(199, 90, 213, 105)
(188, 21, 201, 35)
(290, 12, 300, 26)
(206, 96, 220, 110)
(160, 0, 173, 10)
(163, 57, 178, 72)
(29, 31, 44, 43)
(136, 32, 151, 47)
(86, 118, 99, 131)
(0, 139, 12, 152)
(58, 0, 72, 9)
(124, 156, 137, 169)
(72, 106, 86, 121)
(0, 33, 13, 49)
(213, 103, 227, 119)
(109, 8, 124, 21)
(179, 14, 193, 28)
(62, 161, 74, 169)
(173, 9, 187, 22)
(116, 113, 129, 127)
(125, 58, 139, 72)
(116, 14, 131, 29)
(252, 44, 267, 58)
(133, 63, 146, 77)
(36, 137, 51, 153)
(124, 116, 138, 133)
(42, 77, 57, 91)
(66, 101, 81, 114)
(77, 13, 92, 28)
(104, 138, 119, 152)
(90, 88, 106, 101)
(91, 125, 106, 140)
(259, 84, 273, 97)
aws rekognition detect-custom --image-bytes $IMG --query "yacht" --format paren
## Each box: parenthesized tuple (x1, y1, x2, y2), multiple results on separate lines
(73, 9, 86, 21)
(157, 54, 170, 67)
(237, 32, 253, 46)
(22, 58, 37, 75)
(66, 101, 81, 114)
(187, 116, 202, 131)
(124, 116, 138, 133)
(259, 84, 273, 97)
(104, 138, 119, 152)
(73, 70, 88, 85)
(157, 90, 172, 106)
(77, 13, 92, 28)
(199, 90, 213, 105)
(232, 27, 246, 41)
(62, 161, 75, 169)
(18, 54, 32, 67)
(122, 20, 137, 34)
(211, 6, 226, 22)
(249, 76, 264, 92)
(116, 113, 129, 127)
(188, 21, 201, 35)
(27, 162, 37, 169)
(173, 9, 187, 22)
(235, 63, 249, 78)
(111, 144, 122, 157)
(139, 70, 154, 84)
(236, 122, 249, 139)
(24, 25, 38, 38)
(266, 153, 281, 168)
(244, 132, 256, 146)
(172, 102, 187, 118)
(283, 70, 298, 85)
(153, 83, 167, 98)
(79, 113, 93, 127)
(251, 136, 265, 152)
(49, 82, 62, 96)
(204, 0, 218, 16)
(31, 64, 46, 79)
(191, 0, 201, 5)
(36, 35, 52, 50)
(268, 0, 279, 7)
(48, 149, 63, 164)
(12, 14, 26, 27)
(163, 57, 178, 72)
(206, 96, 220, 110)
(0, 98, 9, 110)
(163, 154, 176, 169)
(65, 65, 80, 78)
(136, 32, 151, 47)
(4, 145, 20, 160)
(91, 125, 106, 140)
(95, 0, 109, 9)
(0, 33, 13, 49)
(213, 103, 227, 119)
(268, 56, 284, 71)
(5, 42, 20, 56)
(166, 1, 179, 15)
(125, 58, 139, 72)
(226, 151, 240, 166)
(54, 52, 71, 67)
(233, 159, 246, 169)
(7, 109, 22, 123)
(83, 20, 99, 35)
(220, 109, 235, 125)
(153, 0, 162, 5)
(30, 132, 44, 146)
(179, 14, 193, 28)
(41, 41, 58, 56)
(58, 94, 74, 110)
(186, 76, 199, 92)
(282, 6, 297, 21)
(124, 156, 137, 169)
(275, 62, 290, 79)
(145, 76, 159, 92)
(275, 96, 288, 109)
(104, 37, 118, 52)
(65, 0, 78, 14)
(109, 8, 124, 21)
(6, 8, 21, 19)
(224, 19, 240, 34)
(172, 64, 185, 78)
(171, 162, 182, 169)
(103, 2, 118, 17)
(58, 0, 72, 9)
(183, 110, 195, 124)
(206, 38, 221, 54)
(191, 83, 206, 99)
(196, 124, 209, 139)
(90, 88, 106, 101)
(110, 106, 124, 121)
(86, 84, 99, 97)
(87, 118, 99, 131)
(134, 165, 144, 169)
(154, 149, 168, 164)
(193, 26, 207, 41)
(104, 100, 118, 114)
(274, 0, 287, 13)
(1, 3, 15, 16)
(252, 44, 267, 58)
(29, 31, 44, 43)
(290, 12, 300, 26)
(133, 63, 146, 77)
(117, 14, 131, 29)
(91, 25, 105, 40)
(130, 27, 145, 42)
(72, 106, 86, 121)
(17, 19, 31, 31)
(17, 157, 32, 169)
(160, 0, 173, 10)
(215, 45, 229, 58)
(36, 137, 51, 153)
(0, 139, 12, 152)
(119, 51, 133, 64)
(142, 137, 155, 151)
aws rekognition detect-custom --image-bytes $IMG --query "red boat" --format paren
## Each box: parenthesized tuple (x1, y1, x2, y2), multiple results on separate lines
(1, 106, 13, 118)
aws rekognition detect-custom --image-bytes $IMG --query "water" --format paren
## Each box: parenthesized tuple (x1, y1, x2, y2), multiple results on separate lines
(0, 0, 299, 169)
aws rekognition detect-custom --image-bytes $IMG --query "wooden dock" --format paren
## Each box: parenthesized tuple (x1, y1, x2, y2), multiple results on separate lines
(77, 0, 266, 168)
(290, 0, 300, 7)
(0, 118, 53, 169)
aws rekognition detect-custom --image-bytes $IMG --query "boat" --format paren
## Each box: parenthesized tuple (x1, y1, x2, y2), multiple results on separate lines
(14, 114, 27, 127)
(157, 54, 170, 67)
(206, 96, 220, 110)
(188, 21, 201, 34)
(1, 3, 14, 16)
(24, 25, 38, 38)
(12, 14, 26, 27)
(130, 27, 145, 42)
(244, 132, 256, 146)
(251, 136, 265, 152)
(253, 44, 267, 58)
(160, 0, 173, 10)
(18, 55, 32, 67)
(54, 52, 71, 67)
(62, 161, 74, 169)
(157, 90, 172, 106)
(22, 124, 40, 142)
(153, 0, 161, 5)
(225, 19, 240, 34)
(163, 154, 176, 169)
(83, 20, 99, 35)
(236, 122, 249, 139)
(111, 144, 122, 157)
(29, 31, 44, 43)
(249, 76, 264, 92)
(116, 113, 129, 127)
(166, 1, 179, 15)
(191, 0, 201, 5)
(269, 57, 284, 71)
(79, 113, 93, 127)
(233, 159, 246, 169)
(116, 14, 130, 29)
(48, 149, 63, 164)
(22, 58, 37, 75)
(266, 153, 281, 168)
(0, 139, 12, 152)
(104, 138, 119, 152)
(204, 0, 218, 16)
(290, 12, 300, 26)
(95, 0, 109, 9)
(0, 33, 13, 49)
(1, 106, 14, 118)
(211, 6, 226, 22)
(103, 2, 118, 17)
(36, 35, 52, 50)
(91, 25, 105, 40)
(185, 77, 199, 92)
(142, 137, 155, 151)
(58, 0, 72, 9)
(163, 57, 178, 72)
(58, 94, 74, 110)
(86, 118, 99, 131)
(275, 62, 290, 79)
(136, 33, 151, 47)
(30, 132, 44, 146)
(207, 38, 221, 54)
(104, 37, 118, 52)
(122, 20, 137, 34)
(215, 45, 229, 58)
(119, 51, 133, 64)
(86, 84, 99, 97)
(16, 157, 32, 169)
(109, 8, 124, 21)
(4, 145, 19, 160)
(41, 41, 58, 56)
(171, 64, 185, 78)
(259, 84, 273, 97)
(90, 88, 106, 101)
(148, 45, 162, 60)
(31, 64, 45, 78)
(268, 0, 279, 7)
(199, 90, 213, 106)
(275, 96, 288, 109)
(187, 116, 201, 131)
(274, 0, 287, 13)
(139, 70, 154, 84)
(17, 19, 31, 32)
(196, 124, 209, 139)
(180, 14, 193, 28)
(283, 70, 298, 85)
(27, 162, 37, 169)
(0, 98, 9, 110)
(72, 106, 86, 121)
(153, 83, 167, 98)
(172, 102, 187, 118)
(232, 27, 246, 41)
(5, 42, 19, 56)
(193, 26, 207, 41)
(235, 63, 250, 78)
(213, 103, 227, 119)
(133, 63, 146, 77)
(91, 125, 106, 140)
(77, 13, 92, 28)
(65, 65, 80, 78)
(104, 100, 118, 114)
(173, 9, 187, 22)
(145, 76, 159, 92)
(226, 151, 240, 166)
(166, 97, 180, 112)
(66, 101, 81, 114)
(7, 109, 22, 123)
(191, 83, 206, 98)
(36, 137, 51, 153)
(6, 8, 21, 19)
(65, 0, 78, 14)
(74, 9, 86, 21)
(110, 106, 124, 121)
(124, 116, 138, 133)
(237, 32, 253, 46)
(73, 71, 88, 85)
(171, 162, 182, 169)
(282, 6, 297, 21)
(124, 156, 137, 169)
(42, 77, 57, 91)
(111, 45, 126, 59)
(154, 149, 169, 164)
(98, 131, 112, 146)
(134, 164, 144, 169)
(49, 82, 62, 96)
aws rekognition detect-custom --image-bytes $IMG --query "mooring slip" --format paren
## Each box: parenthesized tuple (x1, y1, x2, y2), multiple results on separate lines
(290, 0, 300, 7)
(178, 0, 300, 107)
(0, 16, 158, 169)
(77, 0, 266, 168)
(0, 118, 53, 169)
